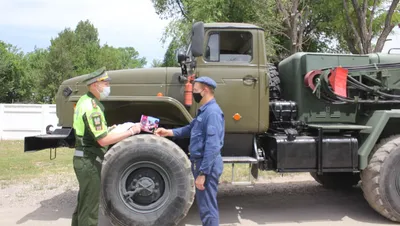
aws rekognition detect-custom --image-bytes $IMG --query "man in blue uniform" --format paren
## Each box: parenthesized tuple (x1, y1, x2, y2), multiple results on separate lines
(155, 76, 225, 226)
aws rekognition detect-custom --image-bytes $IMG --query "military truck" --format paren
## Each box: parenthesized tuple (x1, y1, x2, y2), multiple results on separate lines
(25, 21, 400, 225)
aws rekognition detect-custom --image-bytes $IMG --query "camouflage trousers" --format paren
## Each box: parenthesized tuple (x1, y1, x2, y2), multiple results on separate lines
(71, 153, 102, 226)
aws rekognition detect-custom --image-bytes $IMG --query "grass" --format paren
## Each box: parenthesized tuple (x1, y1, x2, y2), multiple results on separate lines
(221, 164, 271, 183)
(0, 140, 301, 187)
(0, 140, 75, 185)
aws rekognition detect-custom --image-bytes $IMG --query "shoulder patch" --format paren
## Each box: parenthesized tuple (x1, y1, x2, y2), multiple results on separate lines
(91, 99, 97, 108)
(90, 112, 103, 131)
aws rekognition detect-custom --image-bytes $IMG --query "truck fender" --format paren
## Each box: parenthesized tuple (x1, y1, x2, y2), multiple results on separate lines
(358, 110, 400, 169)
(69, 95, 194, 126)
(25, 96, 193, 153)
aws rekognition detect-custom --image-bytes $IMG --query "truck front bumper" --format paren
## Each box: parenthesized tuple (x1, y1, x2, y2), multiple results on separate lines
(24, 127, 75, 152)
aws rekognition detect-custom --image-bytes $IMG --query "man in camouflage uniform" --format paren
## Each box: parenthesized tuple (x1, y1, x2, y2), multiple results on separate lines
(71, 67, 141, 226)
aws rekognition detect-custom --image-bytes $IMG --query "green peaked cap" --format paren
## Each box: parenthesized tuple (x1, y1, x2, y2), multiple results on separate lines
(83, 67, 111, 85)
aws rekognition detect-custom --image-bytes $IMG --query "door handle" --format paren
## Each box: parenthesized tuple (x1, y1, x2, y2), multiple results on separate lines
(242, 75, 258, 85)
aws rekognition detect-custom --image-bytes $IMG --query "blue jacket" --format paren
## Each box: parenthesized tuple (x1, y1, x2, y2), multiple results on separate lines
(172, 98, 225, 175)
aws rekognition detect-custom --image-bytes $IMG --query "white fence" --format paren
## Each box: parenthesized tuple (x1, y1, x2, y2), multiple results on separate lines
(0, 104, 58, 140)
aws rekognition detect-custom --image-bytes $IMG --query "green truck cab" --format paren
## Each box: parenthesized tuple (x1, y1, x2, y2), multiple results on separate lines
(25, 21, 400, 225)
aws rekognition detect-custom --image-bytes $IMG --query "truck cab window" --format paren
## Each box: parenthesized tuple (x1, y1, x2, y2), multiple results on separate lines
(205, 33, 219, 61)
(204, 31, 253, 63)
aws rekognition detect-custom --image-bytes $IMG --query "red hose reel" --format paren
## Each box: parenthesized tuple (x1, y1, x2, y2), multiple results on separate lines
(304, 67, 349, 98)
(304, 70, 323, 90)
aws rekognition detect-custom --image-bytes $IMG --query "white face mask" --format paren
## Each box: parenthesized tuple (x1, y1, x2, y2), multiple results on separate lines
(100, 86, 111, 99)
(97, 84, 111, 99)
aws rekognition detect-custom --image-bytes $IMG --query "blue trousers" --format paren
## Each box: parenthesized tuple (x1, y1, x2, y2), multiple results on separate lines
(192, 155, 224, 226)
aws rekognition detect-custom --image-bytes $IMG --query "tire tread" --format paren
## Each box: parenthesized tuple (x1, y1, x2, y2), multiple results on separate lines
(101, 135, 195, 226)
(361, 135, 400, 222)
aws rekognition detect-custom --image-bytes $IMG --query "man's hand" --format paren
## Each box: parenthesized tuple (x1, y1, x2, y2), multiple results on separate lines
(154, 128, 173, 137)
(195, 175, 206, 190)
(129, 123, 141, 135)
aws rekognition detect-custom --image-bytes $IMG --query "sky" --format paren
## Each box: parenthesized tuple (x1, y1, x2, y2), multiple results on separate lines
(380, 26, 400, 54)
(0, 0, 172, 67)
(0, 0, 399, 68)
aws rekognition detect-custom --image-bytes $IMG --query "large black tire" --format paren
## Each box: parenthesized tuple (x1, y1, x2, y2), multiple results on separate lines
(310, 172, 360, 189)
(101, 135, 195, 226)
(268, 64, 281, 100)
(361, 135, 400, 222)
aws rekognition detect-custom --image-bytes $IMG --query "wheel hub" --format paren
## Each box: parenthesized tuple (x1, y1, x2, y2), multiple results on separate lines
(119, 162, 170, 213)
(132, 176, 157, 196)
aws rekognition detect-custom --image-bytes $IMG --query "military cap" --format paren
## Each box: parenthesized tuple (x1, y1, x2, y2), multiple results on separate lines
(194, 76, 217, 89)
(83, 67, 111, 85)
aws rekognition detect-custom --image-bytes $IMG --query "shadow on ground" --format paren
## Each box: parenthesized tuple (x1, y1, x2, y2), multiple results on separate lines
(179, 181, 393, 226)
(16, 189, 76, 224)
(15, 181, 394, 226)
(15, 189, 113, 226)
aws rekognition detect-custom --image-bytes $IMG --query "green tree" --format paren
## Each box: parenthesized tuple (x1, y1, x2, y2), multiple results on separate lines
(342, 0, 400, 53)
(72, 20, 101, 74)
(32, 20, 147, 103)
(306, 0, 400, 54)
(152, 0, 400, 61)
(97, 44, 123, 70)
(24, 47, 50, 103)
(151, 0, 298, 62)
(0, 41, 32, 103)
(97, 45, 147, 70)
(162, 38, 180, 67)
(38, 28, 77, 103)
(151, 58, 164, 67)
(117, 47, 147, 69)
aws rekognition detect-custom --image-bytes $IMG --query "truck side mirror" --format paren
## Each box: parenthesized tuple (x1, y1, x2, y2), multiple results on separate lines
(191, 21, 204, 57)
(176, 49, 188, 77)
(177, 51, 187, 63)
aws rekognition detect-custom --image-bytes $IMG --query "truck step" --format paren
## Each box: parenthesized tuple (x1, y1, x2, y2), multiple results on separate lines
(222, 156, 258, 164)
(222, 156, 259, 185)
(231, 181, 253, 186)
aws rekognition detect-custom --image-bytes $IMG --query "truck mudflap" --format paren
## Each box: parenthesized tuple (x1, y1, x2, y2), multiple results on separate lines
(24, 127, 75, 153)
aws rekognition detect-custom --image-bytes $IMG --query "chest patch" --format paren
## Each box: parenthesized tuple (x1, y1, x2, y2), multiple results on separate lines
(91, 112, 103, 131)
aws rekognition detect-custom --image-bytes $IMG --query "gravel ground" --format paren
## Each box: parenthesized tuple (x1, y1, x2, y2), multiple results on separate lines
(0, 173, 78, 208)
(0, 173, 397, 226)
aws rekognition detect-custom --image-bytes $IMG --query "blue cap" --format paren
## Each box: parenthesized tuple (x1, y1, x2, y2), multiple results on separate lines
(194, 76, 217, 89)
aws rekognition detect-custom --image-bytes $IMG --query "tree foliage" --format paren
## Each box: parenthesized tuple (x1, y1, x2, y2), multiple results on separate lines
(320, 0, 400, 54)
(0, 20, 147, 104)
(152, 0, 400, 62)
(0, 41, 30, 103)
(152, 0, 283, 63)
(151, 59, 164, 67)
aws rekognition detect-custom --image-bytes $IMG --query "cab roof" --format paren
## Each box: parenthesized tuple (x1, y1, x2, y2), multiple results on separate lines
(204, 22, 264, 31)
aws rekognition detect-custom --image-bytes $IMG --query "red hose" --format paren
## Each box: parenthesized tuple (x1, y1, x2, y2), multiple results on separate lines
(304, 70, 323, 90)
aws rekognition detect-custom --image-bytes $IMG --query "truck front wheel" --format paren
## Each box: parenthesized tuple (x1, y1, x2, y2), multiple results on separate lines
(361, 135, 400, 222)
(100, 135, 195, 226)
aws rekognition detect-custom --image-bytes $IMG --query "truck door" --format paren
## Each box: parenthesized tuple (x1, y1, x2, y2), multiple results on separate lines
(195, 29, 260, 133)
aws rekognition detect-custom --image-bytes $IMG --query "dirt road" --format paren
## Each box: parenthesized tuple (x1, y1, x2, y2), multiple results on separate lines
(0, 174, 395, 226)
